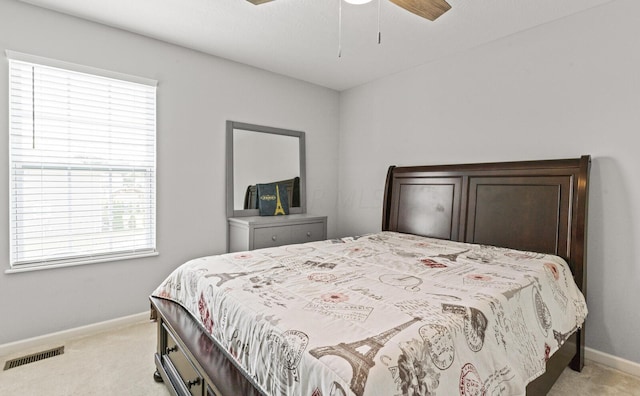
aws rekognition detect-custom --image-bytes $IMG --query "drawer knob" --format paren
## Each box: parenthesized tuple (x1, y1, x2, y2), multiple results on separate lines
(271, 235, 277, 241)
(165, 345, 178, 355)
(187, 378, 201, 389)
(306, 232, 312, 237)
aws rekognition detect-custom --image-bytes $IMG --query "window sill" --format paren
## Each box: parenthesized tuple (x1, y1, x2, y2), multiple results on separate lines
(5, 251, 159, 274)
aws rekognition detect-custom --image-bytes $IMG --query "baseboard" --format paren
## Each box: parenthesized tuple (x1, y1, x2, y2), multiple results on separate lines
(586, 347, 640, 378)
(0, 311, 149, 358)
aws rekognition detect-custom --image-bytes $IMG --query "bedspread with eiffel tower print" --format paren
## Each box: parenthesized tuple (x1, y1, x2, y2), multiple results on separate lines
(152, 231, 587, 396)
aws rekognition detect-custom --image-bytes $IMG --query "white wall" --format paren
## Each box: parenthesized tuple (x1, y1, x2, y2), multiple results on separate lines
(0, 0, 339, 344)
(338, 0, 640, 364)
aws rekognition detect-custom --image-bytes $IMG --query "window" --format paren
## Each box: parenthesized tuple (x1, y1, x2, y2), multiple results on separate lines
(7, 51, 157, 270)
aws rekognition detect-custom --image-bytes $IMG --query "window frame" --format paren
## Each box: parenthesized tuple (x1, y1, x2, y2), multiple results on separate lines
(6, 51, 158, 273)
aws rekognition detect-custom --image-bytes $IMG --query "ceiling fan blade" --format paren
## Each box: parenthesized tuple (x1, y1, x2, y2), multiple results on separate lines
(246, 0, 274, 5)
(246, 0, 450, 22)
(388, 0, 451, 21)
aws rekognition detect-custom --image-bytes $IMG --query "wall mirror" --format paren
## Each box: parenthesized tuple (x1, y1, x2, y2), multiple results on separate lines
(226, 121, 306, 217)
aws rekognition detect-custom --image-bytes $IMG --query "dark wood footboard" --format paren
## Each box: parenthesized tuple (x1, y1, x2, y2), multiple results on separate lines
(151, 296, 263, 396)
(152, 296, 581, 396)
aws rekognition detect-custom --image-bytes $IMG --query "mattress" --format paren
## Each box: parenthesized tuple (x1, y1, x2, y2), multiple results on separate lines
(152, 231, 587, 396)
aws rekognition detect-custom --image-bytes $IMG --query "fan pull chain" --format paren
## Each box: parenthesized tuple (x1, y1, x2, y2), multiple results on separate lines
(377, 0, 382, 44)
(338, 0, 343, 58)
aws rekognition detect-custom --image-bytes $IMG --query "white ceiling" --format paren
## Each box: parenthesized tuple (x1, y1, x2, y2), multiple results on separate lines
(20, 0, 614, 91)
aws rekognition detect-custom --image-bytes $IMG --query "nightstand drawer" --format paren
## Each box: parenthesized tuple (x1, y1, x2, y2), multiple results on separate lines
(291, 222, 325, 244)
(163, 324, 204, 396)
(254, 226, 293, 249)
(228, 214, 327, 252)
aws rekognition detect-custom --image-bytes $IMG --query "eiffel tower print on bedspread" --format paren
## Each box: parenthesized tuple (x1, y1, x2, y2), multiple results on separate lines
(309, 317, 422, 396)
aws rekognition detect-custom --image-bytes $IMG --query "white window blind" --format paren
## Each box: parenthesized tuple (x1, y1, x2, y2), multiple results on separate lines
(8, 52, 157, 269)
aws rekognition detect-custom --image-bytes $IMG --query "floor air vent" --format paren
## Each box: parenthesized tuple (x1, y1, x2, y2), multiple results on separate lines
(3, 346, 65, 370)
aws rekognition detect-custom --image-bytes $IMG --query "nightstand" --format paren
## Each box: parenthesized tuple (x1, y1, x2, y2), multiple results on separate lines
(228, 214, 327, 252)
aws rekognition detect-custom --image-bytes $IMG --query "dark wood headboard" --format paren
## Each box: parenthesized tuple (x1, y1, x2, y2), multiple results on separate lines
(382, 155, 591, 293)
(381, 156, 591, 388)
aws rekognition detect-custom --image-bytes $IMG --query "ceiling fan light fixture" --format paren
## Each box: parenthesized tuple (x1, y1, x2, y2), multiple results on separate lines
(344, 0, 373, 4)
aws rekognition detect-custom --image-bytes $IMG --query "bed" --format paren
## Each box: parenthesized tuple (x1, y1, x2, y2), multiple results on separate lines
(150, 155, 590, 396)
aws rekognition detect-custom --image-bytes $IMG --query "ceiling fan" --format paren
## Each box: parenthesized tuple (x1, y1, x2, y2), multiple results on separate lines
(246, 0, 452, 21)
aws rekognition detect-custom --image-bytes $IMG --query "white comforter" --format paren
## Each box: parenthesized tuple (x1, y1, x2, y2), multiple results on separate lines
(152, 232, 587, 396)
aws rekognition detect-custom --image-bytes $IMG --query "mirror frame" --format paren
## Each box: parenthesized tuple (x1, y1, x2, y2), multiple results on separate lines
(226, 121, 306, 217)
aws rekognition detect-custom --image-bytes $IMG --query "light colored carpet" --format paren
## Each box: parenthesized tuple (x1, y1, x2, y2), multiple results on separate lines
(548, 360, 640, 396)
(1, 320, 639, 395)
(0, 320, 170, 396)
